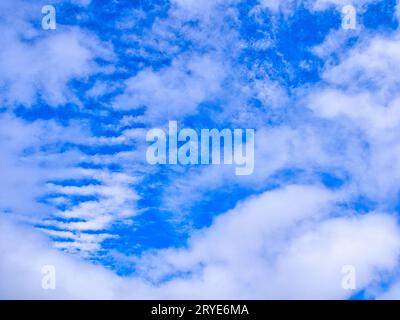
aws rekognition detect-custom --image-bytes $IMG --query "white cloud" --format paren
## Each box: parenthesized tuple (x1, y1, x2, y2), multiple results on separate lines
(2, 185, 399, 299)
(303, 26, 400, 204)
(131, 185, 399, 299)
(0, 114, 87, 217)
(258, 0, 378, 12)
(0, 0, 113, 107)
(0, 111, 142, 254)
(113, 55, 226, 123)
(0, 217, 124, 299)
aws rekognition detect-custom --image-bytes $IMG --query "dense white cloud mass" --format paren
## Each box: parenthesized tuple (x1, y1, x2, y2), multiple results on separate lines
(2, 186, 400, 299)
(2, 0, 400, 300)
(134, 186, 400, 299)
(0, 217, 119, 299)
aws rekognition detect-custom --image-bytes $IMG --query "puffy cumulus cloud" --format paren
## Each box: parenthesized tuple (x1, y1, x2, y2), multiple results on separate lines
(0, 216, 170, 299)
(307, 90, 400, 131)
(141, 185, 342, 276)
(2, 185, 400, 299)
(0, 30, 111, 107)
(303, 24, 400, 204)
(133, 185, 400, 299)
(0, 0, 113, 107)
(113, 55, 226, 123)
(0, 217, 125, 299)
(271, 213, 400, 299)
(321, 36, 400, 96)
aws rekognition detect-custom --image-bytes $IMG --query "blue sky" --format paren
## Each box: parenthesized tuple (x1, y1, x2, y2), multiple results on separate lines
(2, 0, 400, 299)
